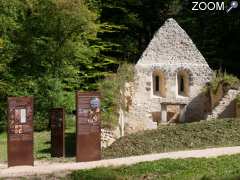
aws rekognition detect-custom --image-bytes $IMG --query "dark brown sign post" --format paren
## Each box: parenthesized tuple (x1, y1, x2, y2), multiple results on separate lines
(76, 92, 101, 162)
(7, 97, 34, 167)
(50, 108, 65, 157)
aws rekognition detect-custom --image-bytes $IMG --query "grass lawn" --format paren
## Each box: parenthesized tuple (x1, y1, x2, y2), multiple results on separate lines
(103, 118, 240, 158)
(1, 118, 240, 163)
(69, 154, 240, 180)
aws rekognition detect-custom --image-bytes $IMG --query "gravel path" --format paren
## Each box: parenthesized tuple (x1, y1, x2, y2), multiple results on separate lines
(1, 146, 240, 178)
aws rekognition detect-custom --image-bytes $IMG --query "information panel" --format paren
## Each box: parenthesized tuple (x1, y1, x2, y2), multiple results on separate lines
(50, 108, 65, 157)
(76, 92, 101, 162)
(7, 97, 34, 167)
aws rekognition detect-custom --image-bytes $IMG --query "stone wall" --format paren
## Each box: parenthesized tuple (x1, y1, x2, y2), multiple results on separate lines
(119, 19, 213, 134)
(121, 64, 212, 134)
(101, 128, 120, 148)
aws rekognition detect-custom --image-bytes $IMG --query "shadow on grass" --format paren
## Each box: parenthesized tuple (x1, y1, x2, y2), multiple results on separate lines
(39, 148, 51, 154)
(65, 132, 76, 157)
(36, 132, 76, 158)
(45, 141, 51, 144)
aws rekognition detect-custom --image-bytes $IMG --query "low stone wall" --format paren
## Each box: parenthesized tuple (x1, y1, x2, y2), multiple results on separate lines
(101, 129, 119, 148)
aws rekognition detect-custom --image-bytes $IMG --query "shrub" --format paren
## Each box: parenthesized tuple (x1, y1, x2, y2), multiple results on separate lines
(98, 63, 134, 129)
(34, 77, 75, 131)
(236, 95, 240, 103)
(207, 70, 239, 94)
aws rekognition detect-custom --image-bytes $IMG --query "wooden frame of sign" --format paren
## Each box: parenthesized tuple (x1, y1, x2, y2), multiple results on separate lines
(76, 91, 101, 162)
(7, 97, 34, 167)
(50, 108, 65, 157)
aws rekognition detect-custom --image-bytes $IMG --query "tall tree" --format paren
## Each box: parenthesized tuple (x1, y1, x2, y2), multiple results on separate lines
(0, 0, 27, 130)
(0, 0, 110, 131)
(98, 0, 181, 62)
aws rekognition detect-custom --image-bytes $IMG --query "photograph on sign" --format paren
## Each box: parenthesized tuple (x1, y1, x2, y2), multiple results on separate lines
(76, 92, 101, 162)
(20, 109, 27, 123)
(15, 108, 27, 123)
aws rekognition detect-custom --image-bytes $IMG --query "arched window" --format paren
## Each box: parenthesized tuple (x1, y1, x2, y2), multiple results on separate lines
(153, 71, 165, 97)
(177, 71, 190, 96)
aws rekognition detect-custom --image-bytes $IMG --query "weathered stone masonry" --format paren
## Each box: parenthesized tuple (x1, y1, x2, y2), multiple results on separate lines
(121, 18, 213, 134)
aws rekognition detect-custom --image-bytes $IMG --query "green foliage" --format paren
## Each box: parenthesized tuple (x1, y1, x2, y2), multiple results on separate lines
(32, 77, 75, 131)
(1, 0, 240, 132)
(0, 0, 116, 131)
(0, 0, 27, 131)
(98, 0, 180, 62)
(202, 70, 240, 94)
(237, 95, 240, 103)
(103, 118, 240, 158)
(98, 0, 240, 76)
(98, 63, 134, 128)
(209, 70, 240, 93)
(70, 154, 240, 180)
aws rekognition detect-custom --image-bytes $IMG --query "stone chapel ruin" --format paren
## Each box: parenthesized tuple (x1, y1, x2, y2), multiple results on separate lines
(120, 18, 213, 134)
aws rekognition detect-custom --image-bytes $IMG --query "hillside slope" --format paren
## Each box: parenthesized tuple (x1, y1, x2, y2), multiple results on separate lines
(103, 119, 240, 158)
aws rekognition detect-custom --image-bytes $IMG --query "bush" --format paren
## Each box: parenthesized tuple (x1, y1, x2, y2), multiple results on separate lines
(237, 95, 240, 103)
(34, 77, 75, 131)
(98, 63, 134, 129)
(207, 70, 240, 93)
(0, 76, 76, 132)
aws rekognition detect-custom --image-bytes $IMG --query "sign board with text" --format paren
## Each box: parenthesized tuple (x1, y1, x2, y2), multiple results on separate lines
(76, 92, 101, 162)
(7, 97, 34, 167)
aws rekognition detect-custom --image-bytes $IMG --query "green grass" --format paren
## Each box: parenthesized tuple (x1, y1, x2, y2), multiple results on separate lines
(0, 115, 76, 162)
(70, 154, 240, 180)
(1, 118, 240, 163)
(0, 132, 6, 162)
(103, 118, 240, 158)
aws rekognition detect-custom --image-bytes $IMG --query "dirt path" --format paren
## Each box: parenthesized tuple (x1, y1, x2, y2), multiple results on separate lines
(1, 146, 240, 178)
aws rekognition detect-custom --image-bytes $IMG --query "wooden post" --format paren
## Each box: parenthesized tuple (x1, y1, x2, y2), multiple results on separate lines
(50, 108, 65, 157)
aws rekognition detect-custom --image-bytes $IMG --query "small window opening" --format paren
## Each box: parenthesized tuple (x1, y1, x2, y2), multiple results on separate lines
(180, 76, 184, 93)
(153, 71, 165, 97)
(177, 71, 190, 97)
(155, 76, 159, 92)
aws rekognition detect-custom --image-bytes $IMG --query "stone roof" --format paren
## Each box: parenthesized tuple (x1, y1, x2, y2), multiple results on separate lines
(137, 18, 211, 67)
